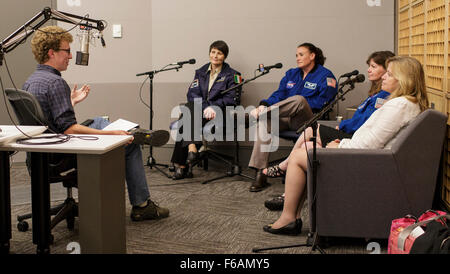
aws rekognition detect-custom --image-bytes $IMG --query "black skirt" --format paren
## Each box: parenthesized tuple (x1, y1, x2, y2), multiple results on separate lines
(318, 125, 353, 148)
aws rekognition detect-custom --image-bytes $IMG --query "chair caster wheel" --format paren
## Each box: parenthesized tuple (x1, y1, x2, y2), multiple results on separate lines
(168, 165, 175, 172)
(17, 221, 29, 232)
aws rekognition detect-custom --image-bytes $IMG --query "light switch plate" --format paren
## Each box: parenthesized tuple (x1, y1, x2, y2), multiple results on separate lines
(112, 24, 122, 38)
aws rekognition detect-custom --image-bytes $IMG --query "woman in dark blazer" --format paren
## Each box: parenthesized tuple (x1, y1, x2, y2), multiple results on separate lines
(171, 40, 241, 179)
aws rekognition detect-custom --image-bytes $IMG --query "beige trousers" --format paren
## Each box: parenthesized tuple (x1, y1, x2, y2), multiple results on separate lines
(248, 95, 313, 169)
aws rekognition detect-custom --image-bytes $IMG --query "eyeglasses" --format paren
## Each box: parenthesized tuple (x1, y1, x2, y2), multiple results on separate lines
(57, 48, 71, 54)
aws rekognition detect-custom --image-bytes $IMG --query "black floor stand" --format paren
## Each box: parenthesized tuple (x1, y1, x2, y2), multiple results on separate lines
(252, 232, 325, 254)
(137, 66, 183, 178)
(201, 141, 255, 184)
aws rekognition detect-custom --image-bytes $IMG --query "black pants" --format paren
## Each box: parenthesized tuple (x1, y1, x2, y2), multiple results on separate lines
(170, 101, 208, 166)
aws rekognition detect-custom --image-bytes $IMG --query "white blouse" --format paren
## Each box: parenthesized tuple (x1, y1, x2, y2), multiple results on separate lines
(339, 96, 421, 149)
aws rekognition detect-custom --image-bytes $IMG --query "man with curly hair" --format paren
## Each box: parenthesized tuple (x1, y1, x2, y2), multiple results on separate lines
(23, 25, 170, 221)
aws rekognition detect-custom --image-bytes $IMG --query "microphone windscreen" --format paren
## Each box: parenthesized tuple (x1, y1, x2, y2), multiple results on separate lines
(355, 74, 365, 82)
(189, 59, 196, 64)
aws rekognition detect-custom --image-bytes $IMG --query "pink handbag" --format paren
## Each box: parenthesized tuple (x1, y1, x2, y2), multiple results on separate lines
(388, 210, 448, 254)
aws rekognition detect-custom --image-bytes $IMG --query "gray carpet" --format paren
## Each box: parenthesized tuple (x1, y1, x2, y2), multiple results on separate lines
(7, 163, 386, 254)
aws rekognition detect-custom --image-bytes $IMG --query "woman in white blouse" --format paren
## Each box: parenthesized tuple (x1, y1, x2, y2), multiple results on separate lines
(263, 56, 429, 235)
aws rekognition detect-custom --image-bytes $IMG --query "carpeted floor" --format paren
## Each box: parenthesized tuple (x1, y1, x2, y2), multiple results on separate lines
(7, 163, 387, 254)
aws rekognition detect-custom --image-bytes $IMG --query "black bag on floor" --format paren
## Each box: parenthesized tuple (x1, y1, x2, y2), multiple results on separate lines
(409, 214, 450, 254)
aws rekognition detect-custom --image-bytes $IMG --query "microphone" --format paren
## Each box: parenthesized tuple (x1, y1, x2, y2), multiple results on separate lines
(171, 59, 196, 66)
(339, 74, 365, 87)
(260, 63, 283, 72)
(340, 70, 359, 78)
(76, 27, 90, 66)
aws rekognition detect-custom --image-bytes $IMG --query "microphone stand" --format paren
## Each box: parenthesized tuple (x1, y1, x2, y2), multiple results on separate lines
(252, 81, 358, 254)
(137, 64, 183, 178)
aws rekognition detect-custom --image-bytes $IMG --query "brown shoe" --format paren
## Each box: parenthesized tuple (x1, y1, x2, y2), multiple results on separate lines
(130, 200, 169, 221)
(250, 170, 270, 192)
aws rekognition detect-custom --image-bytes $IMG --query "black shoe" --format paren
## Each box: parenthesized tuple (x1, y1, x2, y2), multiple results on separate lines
(186, 151, 199, 164)
(263, 218, 303, 235)
(130, 200, 170, 221)
(250, 170, 270, 192)
(264, 195, 284, 211)
(172, 166, 193, 180)
(130, 128, 169, 147)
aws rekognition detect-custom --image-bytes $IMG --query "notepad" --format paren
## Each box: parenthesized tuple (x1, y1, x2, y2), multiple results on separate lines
(102, 119, 139, 132)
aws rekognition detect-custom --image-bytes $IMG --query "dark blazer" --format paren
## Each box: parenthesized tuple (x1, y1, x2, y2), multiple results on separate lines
(187, 62, 241, 110)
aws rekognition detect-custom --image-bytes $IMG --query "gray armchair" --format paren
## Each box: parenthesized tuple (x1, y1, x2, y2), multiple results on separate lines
(307, 109, 447, 239)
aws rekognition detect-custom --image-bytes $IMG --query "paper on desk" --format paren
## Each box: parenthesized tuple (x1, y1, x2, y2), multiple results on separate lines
(102, 119, 139, 131)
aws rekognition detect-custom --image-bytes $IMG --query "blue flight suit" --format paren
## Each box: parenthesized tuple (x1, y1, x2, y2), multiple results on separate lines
(260, 65, 338, 112)
(187, 62, 240, 110)
(339, 90, 390, 134)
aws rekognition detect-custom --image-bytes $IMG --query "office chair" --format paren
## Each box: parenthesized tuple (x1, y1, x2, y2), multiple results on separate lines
(5, 88, 78, 236)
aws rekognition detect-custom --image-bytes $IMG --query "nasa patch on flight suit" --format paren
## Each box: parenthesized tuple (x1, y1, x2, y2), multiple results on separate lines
(304, 81, 317, 90)
(190, 79, 199, 89)
(375, 98, 386, 109)
(286, 81, 296, 89)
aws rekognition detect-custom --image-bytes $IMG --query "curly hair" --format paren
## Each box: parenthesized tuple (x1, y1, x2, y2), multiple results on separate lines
(31, 26, 73, 64)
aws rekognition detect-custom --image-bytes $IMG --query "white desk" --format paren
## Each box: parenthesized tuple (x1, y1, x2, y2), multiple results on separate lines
(0, 128, 132, 254)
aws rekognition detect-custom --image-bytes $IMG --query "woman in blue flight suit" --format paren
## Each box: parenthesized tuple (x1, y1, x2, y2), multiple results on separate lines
(171, 40, 241, 179)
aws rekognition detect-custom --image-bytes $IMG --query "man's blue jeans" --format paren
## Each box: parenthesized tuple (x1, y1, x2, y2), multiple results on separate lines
(90, 117, 150, 206)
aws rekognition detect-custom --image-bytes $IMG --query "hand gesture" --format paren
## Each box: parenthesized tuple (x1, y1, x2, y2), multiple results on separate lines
(71, 84, 90, 106)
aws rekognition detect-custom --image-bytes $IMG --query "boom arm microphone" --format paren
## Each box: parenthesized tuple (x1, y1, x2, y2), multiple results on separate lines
(76, 26, 90, 66)
(339, 74, 365, 87)
(260, 63, 283, 72)
(340, 70, 359, 78)
(171, 59, 196, 66)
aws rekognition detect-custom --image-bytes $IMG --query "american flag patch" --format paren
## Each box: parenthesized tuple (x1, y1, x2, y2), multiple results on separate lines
(327, 77, 336, 88)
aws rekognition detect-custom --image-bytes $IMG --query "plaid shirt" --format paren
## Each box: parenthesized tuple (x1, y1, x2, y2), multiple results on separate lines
(23, 64, 77, 133)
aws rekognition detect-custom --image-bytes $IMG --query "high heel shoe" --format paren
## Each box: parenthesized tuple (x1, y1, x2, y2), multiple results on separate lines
(263, 218, 303, 235)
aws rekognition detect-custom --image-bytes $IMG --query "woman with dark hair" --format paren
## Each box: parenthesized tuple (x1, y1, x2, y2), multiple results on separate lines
(263, 50, 395, 210)
(248, 42, 338, 192)
(170, 40, 241, 180)
(263, 56, 428, 235)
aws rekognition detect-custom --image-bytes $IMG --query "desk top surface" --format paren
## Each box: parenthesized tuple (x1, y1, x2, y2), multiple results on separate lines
(0, 126, 132, 154)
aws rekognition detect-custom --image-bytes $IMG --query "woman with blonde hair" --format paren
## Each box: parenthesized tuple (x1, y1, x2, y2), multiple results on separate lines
(263, 56, 429, 235)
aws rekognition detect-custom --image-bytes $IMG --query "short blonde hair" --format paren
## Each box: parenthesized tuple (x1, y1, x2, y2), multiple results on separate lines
(31, 25, 73, 64)
(386, 56, 429, 112)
